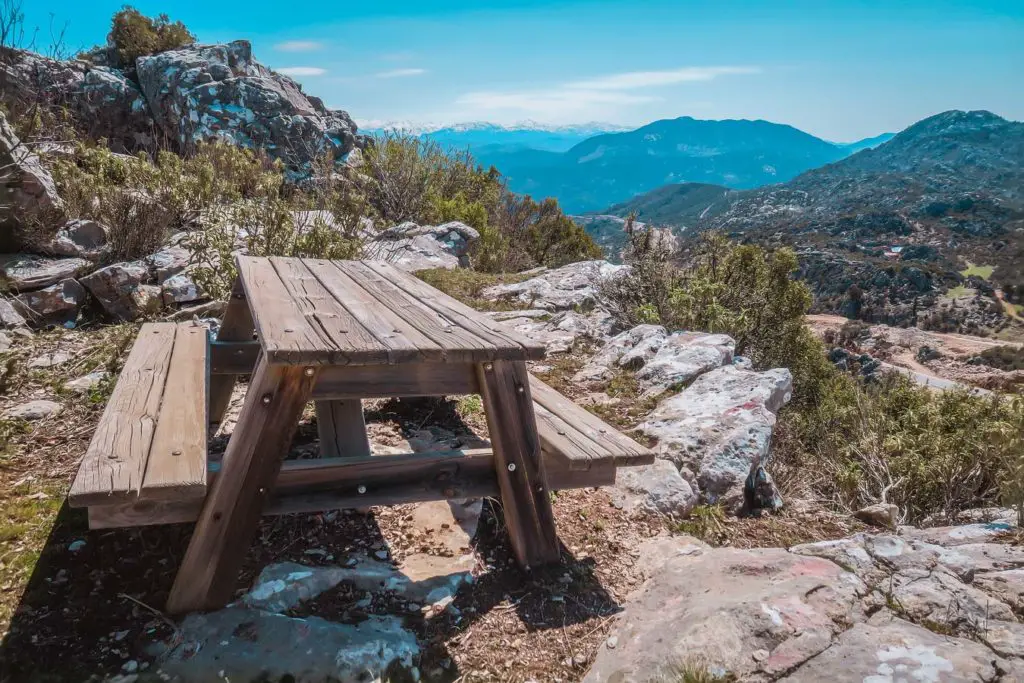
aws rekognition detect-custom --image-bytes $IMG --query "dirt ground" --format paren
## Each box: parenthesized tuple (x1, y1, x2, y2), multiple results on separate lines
(806, 313, 1024, 391)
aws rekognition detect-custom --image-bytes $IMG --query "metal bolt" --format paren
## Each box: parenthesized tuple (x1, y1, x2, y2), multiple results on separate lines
(303, 367, 315, 377)
(484, 363, 494, 371)
(261, 394, 272, 405)
(258, 487, 266, 495)
(357, 485, 367, 494)
(172, 449, 182, 456)
(507, 463, 517, 472)
(284, 327, 294, 333)
(517, 386, 525, 394)
(536, 485, 544, 494)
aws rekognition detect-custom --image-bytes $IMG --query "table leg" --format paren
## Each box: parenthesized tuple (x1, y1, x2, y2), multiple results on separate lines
(167, 355, 319, 613)
(315, 400, 371, 458)
(208, 277, 256, 424)
(476, 360, 560, 567)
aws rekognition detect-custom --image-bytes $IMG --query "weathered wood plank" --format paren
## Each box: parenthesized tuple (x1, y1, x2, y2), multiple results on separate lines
(364, 260, 546, 361)
(208, 278, 255, 423)
(303, 259, 445, 363)
(87, 457, 616, 529)
(315, 400, 371, 459)
(529, 374, 653, 464)
(534, 402, 598, 471)
(141, 324, 208, 500)
(338, 260, 502, 363)
(313, 362, 479, 399)
(166, 357, 318, 613)
(477, 360, 560, 566)
(210, 341, 259, 375)
(265, 257, 390, 365)
(68, 323, 177, 507)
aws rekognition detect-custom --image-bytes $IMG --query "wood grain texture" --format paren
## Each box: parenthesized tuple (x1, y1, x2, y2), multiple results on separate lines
(303, 259, 444, 363)
(69, 323, 177, 507)
(530, 374, 654, 466)
(208, 279, 255, 423)
(87, 458, 616, 529)
(338, 260, 505, 363)
(366, 260, 547, 361)
(141, 324, 208, 500)
(166, 356, 318, 614)
(477, 360, 560, 567)
(315, 400, 371, 459)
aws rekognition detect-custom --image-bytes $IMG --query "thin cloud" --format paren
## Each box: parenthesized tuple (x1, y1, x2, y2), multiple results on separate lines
(276, 66, 327, 77)
(375, 68, 428, 79)
(274, 40, 323, 52)
(456, 88, 659, 119)
(569, 66, 761, 90)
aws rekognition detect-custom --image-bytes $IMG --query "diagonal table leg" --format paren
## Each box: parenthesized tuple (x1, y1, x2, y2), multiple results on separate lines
(167, 354, 319, 613)
(208, 277, 256, 424)
(476, 360, 560, 567)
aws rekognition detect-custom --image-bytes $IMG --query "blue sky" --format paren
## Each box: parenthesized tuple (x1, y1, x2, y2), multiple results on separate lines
(21, 0, 1024, 140)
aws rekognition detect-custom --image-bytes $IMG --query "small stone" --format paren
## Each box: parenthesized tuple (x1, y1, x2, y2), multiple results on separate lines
(854, 503, 899, 529)
(122, 660, 138, 673)
(374, 550, 389, 561)
(606, 635, 618, 649)
(5, 400, 62, 420)
(752, 648, 770, 662)
(28, 350, 73, 369)
(64, 371, 108, 394)
(68, 539, 86, 552)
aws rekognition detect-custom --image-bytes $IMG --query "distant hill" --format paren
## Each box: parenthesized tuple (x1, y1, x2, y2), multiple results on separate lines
(364, 121, 627, 153)
(691, 110, 1024, 330)
(474, 116, 865, 213)
(601, 182, 739, 229)
(834, 132, 896, 154)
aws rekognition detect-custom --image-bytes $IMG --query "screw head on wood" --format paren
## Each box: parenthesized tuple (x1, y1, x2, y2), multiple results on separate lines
(517, 386, 525, 394)
(484, 363, 494, 371)
(507, 463, 516, 472)
(357, 485, 367, 494)
(261, 394, 272, 405)
(284, 327, 294, 333)
(171, 449, 182, 456)
(304, 367, 315, 377)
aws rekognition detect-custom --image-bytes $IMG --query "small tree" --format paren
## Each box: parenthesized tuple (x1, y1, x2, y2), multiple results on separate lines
(108, 6, 194, 68)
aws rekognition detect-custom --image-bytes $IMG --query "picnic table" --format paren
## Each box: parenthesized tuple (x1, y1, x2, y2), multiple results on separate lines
(68, 256, 653, 613)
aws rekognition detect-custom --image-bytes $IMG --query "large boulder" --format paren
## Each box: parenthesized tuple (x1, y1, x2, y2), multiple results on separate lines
(486, 309, 616, 354)
(639, 364, 793, 500)
(80, 261, 161, 321)
(13, 278, 87, 327)
(45, 219, 110, 259)
(0, 111, 64, 246)
(135, 41, 358, 174)
(365, 221, 479, 271)
(483, 260, 628, 311)
(0, 51, 153, 152)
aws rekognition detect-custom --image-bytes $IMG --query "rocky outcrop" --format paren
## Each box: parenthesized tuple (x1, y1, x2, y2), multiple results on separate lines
(640, 365, 793, 502)
(2, 42, 358, 174)
(0, 51, 153, 152)
(0, 111, 64, 245)
(587, 514, 1024, 682)
(483, 260, 627, 311)
(365, 221, 479, 271)
(135, 41, 357, 174)
(45, 219, 109, 259)
(486, 308, 615, 354)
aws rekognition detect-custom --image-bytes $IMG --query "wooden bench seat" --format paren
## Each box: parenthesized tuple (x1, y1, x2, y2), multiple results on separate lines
(68, 322, 208, 508)
(530, 374, 655, 472)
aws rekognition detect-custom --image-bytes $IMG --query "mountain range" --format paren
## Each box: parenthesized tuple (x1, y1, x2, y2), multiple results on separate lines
(609, 110, 1024, 329)
(367, 118, 893, 214)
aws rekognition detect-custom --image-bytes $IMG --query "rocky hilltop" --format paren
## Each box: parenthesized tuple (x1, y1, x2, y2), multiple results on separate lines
(0, 40, 359, 175)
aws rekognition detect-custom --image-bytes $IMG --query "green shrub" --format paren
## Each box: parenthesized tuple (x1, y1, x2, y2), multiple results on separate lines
(108, 6, 194, 68)
(975, 345, 1024, 371)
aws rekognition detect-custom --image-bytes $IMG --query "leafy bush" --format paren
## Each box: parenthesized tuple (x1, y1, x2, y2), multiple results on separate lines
(108, 6, 194, 68)
(603, 228, 1024, 522)
(358, 132, 599, 272)
(974, 345, 1024, 371)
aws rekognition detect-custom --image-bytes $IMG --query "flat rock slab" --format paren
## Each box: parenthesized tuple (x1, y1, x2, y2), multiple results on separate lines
(584, 546, 865, 682)
(608, 457, 698, 518)
(779, 615, 1001, 683)
(5, 399, 62, 420)
(0, 255, 90, 291)
(154, 608, 418, 683)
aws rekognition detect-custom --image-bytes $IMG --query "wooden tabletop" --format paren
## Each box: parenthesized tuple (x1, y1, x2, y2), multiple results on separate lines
(236, 256, 547, 365)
